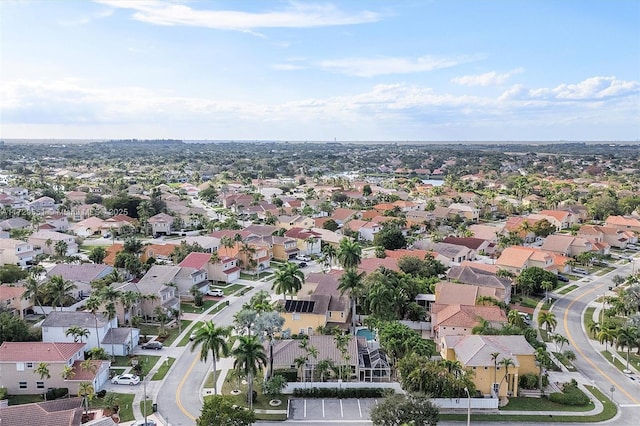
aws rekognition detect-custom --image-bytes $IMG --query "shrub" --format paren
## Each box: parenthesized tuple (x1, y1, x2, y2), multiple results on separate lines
(548, 384, 590, 406)
(518, 373, 539, 390)
(292, 387, 392, 399)
(46, 387, 69, 400)
(273, 369, 298, 382)
(0, 387, 7, 400)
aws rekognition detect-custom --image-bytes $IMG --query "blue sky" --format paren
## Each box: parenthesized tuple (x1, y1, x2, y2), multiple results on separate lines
(1, 0, 639, 141)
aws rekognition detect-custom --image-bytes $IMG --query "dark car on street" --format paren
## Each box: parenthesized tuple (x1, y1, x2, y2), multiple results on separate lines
(141, 341, 163, 350)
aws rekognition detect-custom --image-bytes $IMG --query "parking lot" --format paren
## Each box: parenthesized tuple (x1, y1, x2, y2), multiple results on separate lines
(288, 398, 378, 421)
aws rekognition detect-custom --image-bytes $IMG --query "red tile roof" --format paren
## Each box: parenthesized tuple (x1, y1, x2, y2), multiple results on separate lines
(178, 251, 212, 269)
(0, 342, 85, 362)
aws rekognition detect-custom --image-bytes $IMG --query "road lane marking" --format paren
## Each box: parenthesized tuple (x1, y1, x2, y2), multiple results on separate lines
(304, 399, 307, 418)
(323, 399, 325, 417)
(340, 399, 344, 417)
(358, 399, 362, 417)
(564, 287, 640, 404)
(175, 354, 200, 421)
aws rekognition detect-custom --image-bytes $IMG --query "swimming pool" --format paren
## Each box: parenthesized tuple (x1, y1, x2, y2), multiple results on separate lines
(356, 328, 376, 341)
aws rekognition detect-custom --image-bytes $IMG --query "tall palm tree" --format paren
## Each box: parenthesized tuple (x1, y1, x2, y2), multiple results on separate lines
(321, 243, 337, 270)
(78, 382, 95, 417)
(85, 295, 103, 350)
(587, 321, 601, 338)
(65, 326, 90, 343)
(500, 357, 515, 396)
(239, 243, 258, 274)
(541, 280, 554, 303)
(22, 276, 44, 315)
(338, 269, 365, 334)
(232, 335, 267, 410)
(597, 324, 617, 352)
(34, 362, 50, 399)
(47, 275, 77, 311)
(507, 310, 525, 328)
(537, 311, 557, 334)
(191, 321, 232, 396)
(616, 326, 639, 371)
(337, 239, 362, 270)
(490, 352, 500, 391)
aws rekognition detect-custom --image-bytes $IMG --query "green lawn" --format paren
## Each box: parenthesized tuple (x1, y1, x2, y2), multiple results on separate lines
(593, 266, 615, 276)
(584, 306, 597, 337)
(221, 283, 246, 295)
(178, 322, 201, 347)
(93, 393, 135, 422)
(601, 351, 627, 372)
(557, 284, 578, 295)
(141, 399, 153, 416)
(138, 320, 191, 346)
(151, 357, 175, 381)
(618, 350, 640, 371)
(219, 372, 289, 420)
(501, 396, 594, 412)
(204, 370, 220, 388)
(553, 352, 578, 372)
(112, 355, 160, 377)
(440, 385, 616, 422)
(181, 300, 217, 313)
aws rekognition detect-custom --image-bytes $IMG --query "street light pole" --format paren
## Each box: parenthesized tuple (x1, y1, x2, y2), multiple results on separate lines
(464, 387, 471, 426)
(143, 374, 148, 426)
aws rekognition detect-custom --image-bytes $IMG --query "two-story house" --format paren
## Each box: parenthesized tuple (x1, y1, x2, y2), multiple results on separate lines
(495, 246, 561, 275)
(604, 215, 640, 234)
(46, 263, 114, 301)
(541, 234, 603, 257)
(0, 285, 31, 318)
(134, 265, 182, 317)
(148, 212, 175, 236)
(27, 196, 56, 213)
(577, 224, 636, 249)
(0, 238, 36, 267)
(343, 220, 382, 242)
(28, 230, 78, 256)
(43, 214, 69, 232)
(284, 227, 322, 256)
(0, 341, 110, 395)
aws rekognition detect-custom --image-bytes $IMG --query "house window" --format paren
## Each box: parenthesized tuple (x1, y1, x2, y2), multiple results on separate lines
(19, 382, 27, 389)
(293, 313, 300, 320)
(37, 382, 45, 389)
(328, 312, 332, 318)
(340, 312, 344, 318)
(26, 362, 34, 369)
(299, 328, 306, 334)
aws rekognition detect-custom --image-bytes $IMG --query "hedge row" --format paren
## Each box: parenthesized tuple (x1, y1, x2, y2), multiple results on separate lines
(548, 386, 590, 406)
(293, 387, 392, 399)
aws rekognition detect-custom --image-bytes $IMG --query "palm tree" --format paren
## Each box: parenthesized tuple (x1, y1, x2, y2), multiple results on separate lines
(541, 280, 554, 303)
(154, 306, 169, 337)
(507, 310, 526, 328)
(552, 334, 570, 352)
(338, 269, 365, 334)
(191, 321, 232, 395)
(65, 326, 90, 343)
(232, 335, 268, 410)
(490, 352, 500, 391)
(88, 246, 107, 264)
(34, 362, 50, 399)
(239, 243, 258, 274)
(616, 326, 638, 371)
(597, 324, 617, 352)
(321, 243, 337, 270)
(316, 359, 334, 382)
(587, 321, 601, 338)
(537, 311, 557, 334)
(271, 262, 304, 300)
(78, 382, 95, 417)
(22, 276, 44, 315)
(47, 275, 77, 311)
(54, 240, 69, 259)
(85, 295, 103, 350)
(500, 357, 515, 396)
(337, 238, 362, 270)
(60, 365, 75, 380)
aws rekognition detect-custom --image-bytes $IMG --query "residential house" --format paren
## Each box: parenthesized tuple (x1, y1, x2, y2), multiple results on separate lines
(331, 208, 360, 226)
(179, 251, 241, 284)
(41, 311, 138, 356)
(0, 238, 36, 267)
(469, 224, 503, 243)
(69, 216, 105, 237)
(242, 224, 279, 239)
(261, 235, 299, 261)
(0, 397, 85, 426)
(541, 234, 601, 257)
(284, 227, 322, 256)
(406, 210, 435, 229)
(139, 264, 208, 298)
(0, 217, 31, 232)
(309, 227, 343, 248)
(343, 219, 381, 242)
(65, 190, 88, 203)
(46, 263, 114, 300)
(442, 237, 491, 256)
(269, 335, 390, 382)
(0, 341, 110, 395)
(100, 214, 137, 236)
(28, 230, 78, 256)
(495, 246, 558, 275)
(431, 304, 507, 344)
(577, 224, 636, 249)
(27, 196, 56, 213)
(421, 241, 476, 266)
(434, 282, 505, 305)
(447, 264, 512, 303)
(295, 270, 350, 329)
(0, 285, 31, 318)
(529, 210, 577, 230)
(134, 265, 181, 317)
(440, 335, 537, 397)
(43, 214, 69, 232)
(276, 215, 315, 230)
(148, 212, 175, 236)
(448, 202, 480, 222)
(605, 215, 640, 234)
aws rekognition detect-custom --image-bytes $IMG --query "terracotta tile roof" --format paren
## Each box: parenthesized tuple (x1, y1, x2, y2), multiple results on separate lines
(331, 208, 359, 221)
(103, 243, 123, 266)
(443, 335, 534, 367)
(0, 285, 26, 301)
(357, 257, 399, 274)
(435, 304, 507, 328)
(539, 209, 570, 222)
(70, 360, 104, 381)
(178, 251, 212, 269)
(47, 263, 112, 282)
(442, 236, 486, 250)
(384, 248, 438, 259)
(0, 342, 85, 362)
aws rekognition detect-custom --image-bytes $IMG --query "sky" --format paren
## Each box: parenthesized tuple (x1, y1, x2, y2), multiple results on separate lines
(1, 0, 639, 141)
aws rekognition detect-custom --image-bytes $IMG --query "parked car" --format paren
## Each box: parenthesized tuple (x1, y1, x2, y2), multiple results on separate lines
(111, 373, 140, 386)
(141, 341, 163, 350)
(557, 274, 570, 282)
(207, 288, 224, 297)
(573, 268, 589, 275)
(190, 332, 197, 341)
(296, 254, 311, 262)
(298, 262, 307, 268)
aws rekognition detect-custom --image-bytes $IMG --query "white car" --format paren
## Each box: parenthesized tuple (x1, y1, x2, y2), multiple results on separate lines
(296, 254, 311, 262)
(207, 288, 224, 297)
(111, 373, 140, 386)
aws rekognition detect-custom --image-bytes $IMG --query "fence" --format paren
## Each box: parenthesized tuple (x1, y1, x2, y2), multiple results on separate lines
(431, 397, 498, 409)
(282, 381, 404, 394)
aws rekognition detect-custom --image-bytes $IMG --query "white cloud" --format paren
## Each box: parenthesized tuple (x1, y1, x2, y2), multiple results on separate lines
(451, 68, 523, 86)
(502, 76, 640, 101)
(95, 1, 380, 32)
(315, 55, 476, 77)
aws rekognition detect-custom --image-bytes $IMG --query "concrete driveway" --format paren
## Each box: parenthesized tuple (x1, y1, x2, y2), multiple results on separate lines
(288, 398, 378, 421)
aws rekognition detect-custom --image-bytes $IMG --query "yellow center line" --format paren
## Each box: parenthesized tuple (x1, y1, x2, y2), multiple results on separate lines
(176, 355, 200, 421)
(564, 287, 640, 404)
